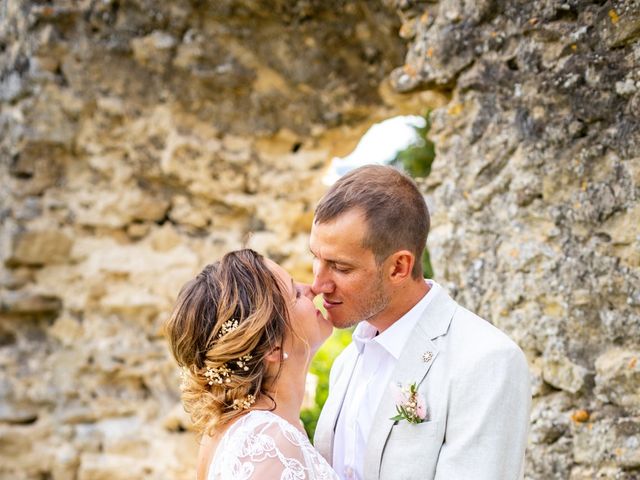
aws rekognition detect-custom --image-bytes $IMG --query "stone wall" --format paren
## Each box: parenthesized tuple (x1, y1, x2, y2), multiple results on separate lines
(0, 1, 407, 478)
(1, 0, 639, 479)
(388, 0, 640, 478)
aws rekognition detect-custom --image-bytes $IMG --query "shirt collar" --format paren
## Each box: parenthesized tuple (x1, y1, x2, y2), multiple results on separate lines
(351, 280, 439, 358)
(351, 321, 377, 354)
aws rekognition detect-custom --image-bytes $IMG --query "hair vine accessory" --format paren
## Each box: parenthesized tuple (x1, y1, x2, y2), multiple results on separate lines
(232, 394, 256, 411)
(204, 364, 232, 385)
(217, 318, 239, 339)
(235, 354, 252, 371)
(204, 318, 254, 388)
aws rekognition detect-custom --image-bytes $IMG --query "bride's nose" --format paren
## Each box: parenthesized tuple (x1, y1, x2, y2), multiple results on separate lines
(299, 283, 315, 300)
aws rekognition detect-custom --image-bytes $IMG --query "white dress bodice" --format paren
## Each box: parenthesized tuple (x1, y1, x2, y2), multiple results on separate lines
(208, 410, 338, 480)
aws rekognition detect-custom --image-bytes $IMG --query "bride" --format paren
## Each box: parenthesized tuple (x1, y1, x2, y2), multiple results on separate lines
(165, 249, 339, 479)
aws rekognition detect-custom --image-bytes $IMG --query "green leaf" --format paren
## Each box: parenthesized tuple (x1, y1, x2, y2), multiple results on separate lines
(389, 110, 436, 179)
(421, 248, 434, 279)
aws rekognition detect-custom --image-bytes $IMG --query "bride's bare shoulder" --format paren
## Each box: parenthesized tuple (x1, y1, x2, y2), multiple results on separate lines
(196, 427, 226, 480)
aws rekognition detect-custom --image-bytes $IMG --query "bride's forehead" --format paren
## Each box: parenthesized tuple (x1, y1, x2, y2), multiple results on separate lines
(264, 258, 291, 285)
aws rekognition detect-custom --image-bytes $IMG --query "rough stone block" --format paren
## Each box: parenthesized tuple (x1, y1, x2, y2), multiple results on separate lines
(602, 4, 640, 47)
(52, 444, 79, 480)
(7, 229, 73, 266)
(572, 417, 640, 469)
(0, 267, 34, 289)
(148, 224, 182, 252)
(162, 402, 194, 433)
(529, 392, 572, 444)
(542, 355, 592, 394)
(131, 31, 177, 73)
(71, 189, 170, 228)
(0, 290, 62, 315)
(78, 453, 153, 480)
(615, 418, 640, 468)
(0, 402, 39, 425)
(572, 418, 617, 465)
(595, 349, 640, 411)
(0, 71, 25, 102)
(569, 466, 627, 479)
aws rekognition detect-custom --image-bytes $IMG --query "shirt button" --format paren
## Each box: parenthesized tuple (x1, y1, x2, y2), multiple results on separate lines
(345, 466, 354, 479)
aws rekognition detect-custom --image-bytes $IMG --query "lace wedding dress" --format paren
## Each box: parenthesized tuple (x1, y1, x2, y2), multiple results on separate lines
(208, 410, 339, 480)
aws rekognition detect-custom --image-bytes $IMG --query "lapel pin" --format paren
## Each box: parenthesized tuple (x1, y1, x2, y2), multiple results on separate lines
(422, 351, 433, 363)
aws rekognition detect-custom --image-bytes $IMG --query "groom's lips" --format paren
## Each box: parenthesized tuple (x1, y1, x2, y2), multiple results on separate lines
(323, 298, 342, 310)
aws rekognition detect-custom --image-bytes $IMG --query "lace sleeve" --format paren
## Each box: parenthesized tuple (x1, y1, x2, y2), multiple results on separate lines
(212, 412, 338, 480)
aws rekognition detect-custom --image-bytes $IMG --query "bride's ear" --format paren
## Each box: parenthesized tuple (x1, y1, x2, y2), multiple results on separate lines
(265, 346, 288, 363)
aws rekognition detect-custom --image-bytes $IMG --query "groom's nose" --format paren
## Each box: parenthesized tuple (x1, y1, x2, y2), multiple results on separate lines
(311, 261, 333, 295)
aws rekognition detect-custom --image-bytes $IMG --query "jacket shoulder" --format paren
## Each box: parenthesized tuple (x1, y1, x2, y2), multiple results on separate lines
(449, 306, 527, 363)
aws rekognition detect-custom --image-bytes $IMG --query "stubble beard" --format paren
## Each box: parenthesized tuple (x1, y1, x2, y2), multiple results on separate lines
(331, 273, 390, 329)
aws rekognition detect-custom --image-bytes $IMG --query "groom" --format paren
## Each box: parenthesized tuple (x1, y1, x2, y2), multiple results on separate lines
(311, 165, 531, 480)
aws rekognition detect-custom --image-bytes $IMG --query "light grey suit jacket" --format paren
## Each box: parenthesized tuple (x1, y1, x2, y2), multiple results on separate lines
(314, 285, 531, 480)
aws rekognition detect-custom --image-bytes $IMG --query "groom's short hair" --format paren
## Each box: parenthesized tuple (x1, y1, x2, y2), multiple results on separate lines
(314, 164, 430, 279)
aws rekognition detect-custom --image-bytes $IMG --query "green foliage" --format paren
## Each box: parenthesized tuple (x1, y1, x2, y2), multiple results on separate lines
(301, 328, 353, 440)
(390, 111, 436, 179)
(422, 247, 434, 279)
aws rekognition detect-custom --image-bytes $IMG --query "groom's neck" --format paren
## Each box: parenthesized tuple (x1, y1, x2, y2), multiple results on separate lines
(369, 280, 430, 333)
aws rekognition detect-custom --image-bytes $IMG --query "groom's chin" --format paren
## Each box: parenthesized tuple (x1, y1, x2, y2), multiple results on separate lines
(327, 312, 358, 330)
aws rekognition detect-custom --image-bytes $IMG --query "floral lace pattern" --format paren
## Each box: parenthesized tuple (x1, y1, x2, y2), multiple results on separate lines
(209, 410, 338, 480)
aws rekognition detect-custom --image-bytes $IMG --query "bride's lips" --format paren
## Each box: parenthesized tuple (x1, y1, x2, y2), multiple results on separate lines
(322, 298, 342, 310)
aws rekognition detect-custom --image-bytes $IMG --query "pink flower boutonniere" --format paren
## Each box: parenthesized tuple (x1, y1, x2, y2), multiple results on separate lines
(390, 382, 427, 424)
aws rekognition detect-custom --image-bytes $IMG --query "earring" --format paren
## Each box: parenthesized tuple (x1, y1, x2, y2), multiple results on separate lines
(282, 352, 289, 361)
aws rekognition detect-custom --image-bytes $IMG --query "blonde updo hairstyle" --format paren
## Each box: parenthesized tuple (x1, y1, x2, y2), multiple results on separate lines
(165, 249, 291, 435)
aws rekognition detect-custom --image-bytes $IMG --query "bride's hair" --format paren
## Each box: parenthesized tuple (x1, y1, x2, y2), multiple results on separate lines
(164, 249, 291, 434)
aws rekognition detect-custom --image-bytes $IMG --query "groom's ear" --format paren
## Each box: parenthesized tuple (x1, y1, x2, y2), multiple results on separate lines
(387, 250, 415, 284)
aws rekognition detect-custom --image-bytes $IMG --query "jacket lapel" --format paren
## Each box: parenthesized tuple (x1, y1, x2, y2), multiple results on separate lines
(314, 346, 359, 462)
(363, 287, 457, 480)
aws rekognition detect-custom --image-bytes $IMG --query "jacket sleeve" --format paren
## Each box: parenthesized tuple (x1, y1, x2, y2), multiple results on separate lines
(433, 344, 531, 480)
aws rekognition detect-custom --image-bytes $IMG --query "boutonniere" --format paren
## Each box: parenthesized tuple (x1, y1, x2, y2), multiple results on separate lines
(390, 382, 427, 424)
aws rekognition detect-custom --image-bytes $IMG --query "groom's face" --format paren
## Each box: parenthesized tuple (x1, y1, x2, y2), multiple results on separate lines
(309, 208, 390, 329)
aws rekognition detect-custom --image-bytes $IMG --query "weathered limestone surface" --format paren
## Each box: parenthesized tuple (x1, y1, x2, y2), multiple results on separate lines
(0, 1, 406, 478)
(387, 0, 640, 477)
(1, 0, 639, 479)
